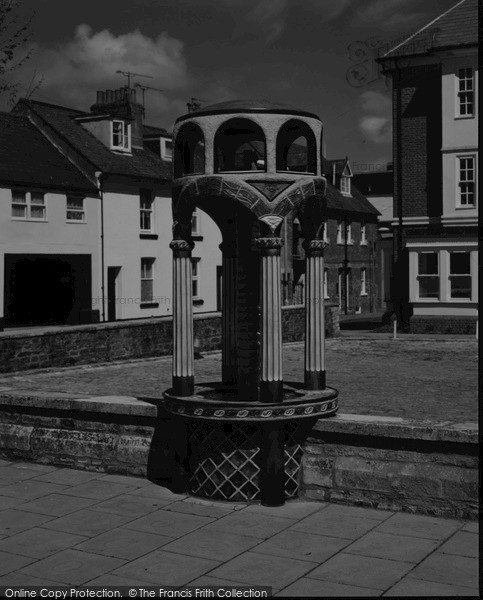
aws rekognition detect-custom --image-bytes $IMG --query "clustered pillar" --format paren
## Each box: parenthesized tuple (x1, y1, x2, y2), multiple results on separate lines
(257, 236, 284, 404)
(170, 238, 195, 397)
(303, 238, 327, 389)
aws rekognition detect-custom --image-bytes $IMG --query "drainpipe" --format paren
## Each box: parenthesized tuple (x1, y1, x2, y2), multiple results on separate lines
(394, 59, 404, 328)
(95, 171, 106, 322)
(344, 214, 349, 315)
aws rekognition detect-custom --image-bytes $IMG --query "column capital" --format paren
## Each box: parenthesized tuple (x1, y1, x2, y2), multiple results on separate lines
(170, 239, 195, 256)
(256, 237, 284, 255)
(303, 238, 327, 255)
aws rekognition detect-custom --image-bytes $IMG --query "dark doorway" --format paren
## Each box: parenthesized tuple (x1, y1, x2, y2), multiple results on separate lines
(107, 266, 121, 321)
(4, 254, 91, 327)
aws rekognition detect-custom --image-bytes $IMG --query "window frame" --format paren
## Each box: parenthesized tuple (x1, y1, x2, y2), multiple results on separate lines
(191, 208, 200, 236)
(417, 251, 440, 301)
(161, 138, 173, 161)
(456, 67, 475, 118)
(324, 268, 329, 299)
(456, 155, 477, 208)
(448, 251, 472, 301)
(340, 176, 351, 196)
(140, 190, 154, 233)
(66, 196, 86, 223)
(11, 190, 47, 221)
(360, 267, 367, 296)
(111, 119, 131, 152)
(140, 257, 155, 303)
(360, 222, 367, 245)
(191, 257, 200, 299)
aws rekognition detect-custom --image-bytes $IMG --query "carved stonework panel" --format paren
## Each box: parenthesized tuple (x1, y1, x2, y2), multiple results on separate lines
(246, 180, 295, 202)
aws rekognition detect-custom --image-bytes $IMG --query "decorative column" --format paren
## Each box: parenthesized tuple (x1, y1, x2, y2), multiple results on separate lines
(304, 238, 327, 390)
(170, 238, 195, 397)
(219, 240, 237, 385)
(256, 236, 284, 404)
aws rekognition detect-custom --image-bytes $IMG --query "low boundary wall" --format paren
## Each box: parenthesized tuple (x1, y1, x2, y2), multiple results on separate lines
(0, 304, 339, 374)
(0, 393, 477, 520)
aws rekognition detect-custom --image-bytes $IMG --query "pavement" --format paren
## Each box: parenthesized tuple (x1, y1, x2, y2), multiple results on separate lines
(0, 459, 478, 597)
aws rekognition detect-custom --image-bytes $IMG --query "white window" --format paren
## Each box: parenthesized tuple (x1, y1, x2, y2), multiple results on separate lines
(192, 259, 200, 298)
(360, 267, 367, 295)
(11, 190, 46, 221)
(141, 258, 155, 302)
(346, 222, 352, 244)
(458, 156, 476, 207)
(449, 252, 471, 300)
(66, 196, 85, 222)
(140, 190, 153, 232)
(360, 223, 367, 245)
(191, 208, 200, 235)
(457, 68, 474, 117)
(341, 176, 351, 195)
(417, 252, 439, 299)
(337, 221, 343, 244)
(112, 120, 131, 151)
(161, 138, 173, 161)
(324, 268, 329, 298)
(323, 221, 329, 243)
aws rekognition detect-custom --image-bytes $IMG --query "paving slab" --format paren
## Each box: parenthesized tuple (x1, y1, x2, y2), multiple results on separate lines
(127, 485, 187, 502)
(0, 550, 35, 576)
(11, 462, 58, 473)
(241, 500, 326, 520)
(437, 531, 478, 558)
(0, 465, 47, 485)
(17, 548, 126, 585)
(254, 530, 350, 563)
(291, 510, 382, 540)
(0, 526, 87, 558)
(124, 509, 215, 537)
(277, 577, 382, 597)
(88, 493, 171, 517)
(33, 468, 103, 485)
(58, 479, 138, 500)
(95, 473, 152, 486)
(308, 552, 414, 590)
(41, 508, 134, 537)
(0, 495, 23, 511)
(15, 493, 99, 517)
(0, 572, 64, 587)
(461, 521, 478, 533)
(164, 499, 236, 518)
(384, 576, 479, 597)
(208, 550, 316, 590)
(373, 512, 462, 540)
(319, 503, 395, 521)
(110, 549, 220, 586)
(344, 531, 440, 563)
(85, 573, 164, 587)
(0, 509, 53, 536)
(74, 527, 174, 560)
(409, 552, 479, 589)
(161, 529, 260, 562)
(196, 510, 296, 539)
(0, 480, 66, 500)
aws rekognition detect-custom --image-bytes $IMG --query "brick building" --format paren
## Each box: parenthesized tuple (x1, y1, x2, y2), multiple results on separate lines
(292, 157, 381, 314)
(378, 0, 478, 332)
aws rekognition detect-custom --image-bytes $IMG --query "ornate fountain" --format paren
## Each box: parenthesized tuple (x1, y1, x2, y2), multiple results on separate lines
(163, 100, 338, 506)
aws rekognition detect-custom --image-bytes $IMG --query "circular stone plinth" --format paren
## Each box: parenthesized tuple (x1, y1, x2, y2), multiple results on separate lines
(163, 383, 339, 421)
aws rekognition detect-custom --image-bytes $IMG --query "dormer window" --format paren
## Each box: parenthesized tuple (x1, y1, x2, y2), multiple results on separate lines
(111, 120, 131, 151)
(161, 138, 173, 161)
(341, 176, 351, 195)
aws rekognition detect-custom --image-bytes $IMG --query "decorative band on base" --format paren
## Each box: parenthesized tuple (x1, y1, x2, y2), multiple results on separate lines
(173, 376, 195, 397)
(304, 370, 326, 390)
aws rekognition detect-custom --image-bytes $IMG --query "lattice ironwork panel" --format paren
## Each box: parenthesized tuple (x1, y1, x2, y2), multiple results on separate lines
(187, 420, 306, 502)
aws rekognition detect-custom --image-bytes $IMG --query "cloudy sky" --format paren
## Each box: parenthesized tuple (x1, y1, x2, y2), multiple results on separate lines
(5, 0, 456, 171)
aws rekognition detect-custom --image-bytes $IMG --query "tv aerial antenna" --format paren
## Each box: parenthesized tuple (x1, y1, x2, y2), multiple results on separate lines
(116, 70, 153, 88)
(134, 83, 165, 122)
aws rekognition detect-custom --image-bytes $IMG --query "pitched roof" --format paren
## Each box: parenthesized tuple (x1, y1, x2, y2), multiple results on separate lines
(322, 157, 349, 177)
(15, 99, 171, 181)
(352, 171, 394, 196)
(325, 181, 380, 217)
(0, 113, 96, 192)
(382, 0, 477, 59)
(143, 124, 171, 138)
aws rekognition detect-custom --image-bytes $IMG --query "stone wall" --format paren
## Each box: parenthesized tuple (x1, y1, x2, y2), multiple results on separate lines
(0, 304, 340, 373)
(409, 315, 477, 335)
(303, 414, 477, 520)
(0, 394, 476, 519)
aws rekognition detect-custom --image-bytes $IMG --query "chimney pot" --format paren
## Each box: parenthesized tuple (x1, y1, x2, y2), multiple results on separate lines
(106, 90, 114, 103)
(96, 91, 104, 104)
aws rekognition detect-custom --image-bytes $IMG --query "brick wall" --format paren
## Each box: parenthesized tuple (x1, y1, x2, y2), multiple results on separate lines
(409, 315, 478, 335)
(0, 304, 340, 373)
(302, 415, 477, 520)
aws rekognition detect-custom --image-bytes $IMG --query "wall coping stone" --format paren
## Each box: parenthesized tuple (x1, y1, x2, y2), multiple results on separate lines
(0, 392, 477, 443)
